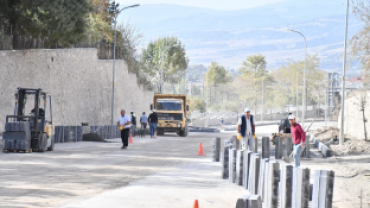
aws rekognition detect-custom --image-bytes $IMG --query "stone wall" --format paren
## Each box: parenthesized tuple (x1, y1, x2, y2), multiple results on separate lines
(0, 49, 154, 132)
(338, 89, 370, 140)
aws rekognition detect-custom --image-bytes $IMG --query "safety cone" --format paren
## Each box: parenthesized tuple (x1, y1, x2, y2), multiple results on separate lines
(129, 133, 134, 143)
(193, 200, 199, 208)
(198, 143, 205, 156)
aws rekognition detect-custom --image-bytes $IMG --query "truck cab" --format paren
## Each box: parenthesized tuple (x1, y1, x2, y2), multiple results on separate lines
(152, 94, 189, 137)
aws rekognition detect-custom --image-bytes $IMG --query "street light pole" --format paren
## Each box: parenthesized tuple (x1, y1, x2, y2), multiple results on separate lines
(286, 58, 300, 121)
(111, 3, 140, 125)
(287, 29, 307, 128)
(340, 0, 350, 145)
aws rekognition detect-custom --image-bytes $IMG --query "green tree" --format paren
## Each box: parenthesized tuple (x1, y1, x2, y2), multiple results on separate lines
(0, 0, 93, 47)
(187, 64, 208, 82)
(205, 62, 231, 86)
(238, 54, 271, 114)
(350, 0, 370, 85)
(140, 36, 189, 93)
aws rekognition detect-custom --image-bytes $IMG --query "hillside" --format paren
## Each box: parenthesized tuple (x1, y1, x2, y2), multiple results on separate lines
(120, 0, 363, 76)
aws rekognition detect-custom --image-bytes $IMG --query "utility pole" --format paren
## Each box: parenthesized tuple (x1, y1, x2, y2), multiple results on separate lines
(340, 0, 350, 145)
(111, 3, 140, 125)
(261, 76, 264, 123)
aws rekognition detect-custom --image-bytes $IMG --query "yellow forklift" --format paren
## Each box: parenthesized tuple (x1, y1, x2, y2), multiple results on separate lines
(2, 88, 55, 152)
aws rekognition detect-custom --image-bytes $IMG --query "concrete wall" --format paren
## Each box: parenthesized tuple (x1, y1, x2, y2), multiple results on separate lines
(0, 49, 154, 132)
(338, 90, 370, 140)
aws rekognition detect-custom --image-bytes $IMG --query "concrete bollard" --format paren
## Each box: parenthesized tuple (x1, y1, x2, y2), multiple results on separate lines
(248, 153, 261, 195)
(212, 138, 221, 162)
(280, 164, 293, 208)
(275, 137, 282, 159)
(236, 195, 249, 208)
(263, 159, 270, 203)
(258, 158, 269, 197)
(262, 137, 270, 159)
(236, 150, 244, 185)
(222, 144, 230, 179)
(242, 151, 252, 189)
(267, 161, 280, 208)
(292, 167, 310, 208)
(312, 170, 335, 208)
(229, 149, 237, 183)
(236, 195, 262, 208)
(286, 137, 293, 158)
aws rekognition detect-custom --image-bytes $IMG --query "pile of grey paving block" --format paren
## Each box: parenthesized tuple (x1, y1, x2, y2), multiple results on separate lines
(310, 135, 332, 157)
(236, 195, 262, 208)
(218, 134, 336, 208)
(221, 139, 230, 179)
(212, 137, 221, 162)
(236, 150, 244, 185)
(312, 170, 335, 208)
(248, 153, 261, 195)
(229, 148, 237, 183)
(3, 121, 31, 151)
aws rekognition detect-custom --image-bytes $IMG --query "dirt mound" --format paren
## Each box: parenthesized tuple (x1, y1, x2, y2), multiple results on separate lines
(83, 133, 108, 142)
(310, 127, 370, 156)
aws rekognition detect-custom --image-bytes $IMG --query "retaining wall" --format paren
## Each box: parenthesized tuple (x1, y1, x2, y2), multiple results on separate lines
(0, 49, 154, 132)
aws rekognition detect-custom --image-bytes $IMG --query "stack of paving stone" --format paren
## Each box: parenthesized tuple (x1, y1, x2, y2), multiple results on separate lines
(63, 126, 71, 142)
(3, 121, 31, 150)
(257, 158, 269, 196)
(312, 170, 335, 208)
(280, 164, 293, 208)
(248, 153, 261, 195)
(266, 161, 280, 208)
(212, 138, 221, 162)
(221, 142, 230, 179)
(236, 195, 262, 208)
(242, 151, 252, 189)
(236, 150, 244, 185)
(292, 167, 311, 208)
(228, 148, 237, 183)
(55, 126, 64, 143)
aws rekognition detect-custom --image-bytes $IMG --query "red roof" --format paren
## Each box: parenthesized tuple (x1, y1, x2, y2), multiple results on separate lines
(347, 76, 364, 82)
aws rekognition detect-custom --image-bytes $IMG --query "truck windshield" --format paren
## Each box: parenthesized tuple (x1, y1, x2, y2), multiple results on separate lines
(157, 100, 182, 111)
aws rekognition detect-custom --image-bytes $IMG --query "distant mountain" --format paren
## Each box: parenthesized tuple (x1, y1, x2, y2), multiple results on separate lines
(120, 0, 363, 76)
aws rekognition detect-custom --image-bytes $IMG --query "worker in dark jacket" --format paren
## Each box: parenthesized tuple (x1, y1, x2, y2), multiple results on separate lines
(130, 112, 137, 137)
(148, 110, 158, 138)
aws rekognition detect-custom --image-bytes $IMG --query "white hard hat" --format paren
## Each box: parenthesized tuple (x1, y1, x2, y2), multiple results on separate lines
(288, 114, 295, 120)
(152, 109, 156, 112)
(244, 107, 251, 113)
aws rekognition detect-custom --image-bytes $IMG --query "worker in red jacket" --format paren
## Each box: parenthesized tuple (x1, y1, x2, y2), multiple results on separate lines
(288, 114, 306, 167)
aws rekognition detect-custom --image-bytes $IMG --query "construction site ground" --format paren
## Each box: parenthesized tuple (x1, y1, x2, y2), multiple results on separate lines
(0, 122, 369, 208)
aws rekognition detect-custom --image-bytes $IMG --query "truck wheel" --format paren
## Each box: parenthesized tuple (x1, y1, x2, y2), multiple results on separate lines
(47, 135, 55, 151)
(179, 123, 188, 137)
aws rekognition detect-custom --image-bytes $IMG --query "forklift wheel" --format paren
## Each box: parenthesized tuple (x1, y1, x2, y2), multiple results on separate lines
(47, 135, 55, 151)
(38, 133, 47, 152)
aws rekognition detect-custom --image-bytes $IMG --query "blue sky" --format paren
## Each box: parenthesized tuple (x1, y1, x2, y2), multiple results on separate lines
(117, 0, 288, 10)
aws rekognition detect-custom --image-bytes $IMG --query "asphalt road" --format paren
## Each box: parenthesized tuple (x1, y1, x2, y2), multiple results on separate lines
(1, 122, 367, 208)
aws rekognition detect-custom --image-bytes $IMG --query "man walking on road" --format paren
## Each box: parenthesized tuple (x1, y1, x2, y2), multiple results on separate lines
(148, 110, 158, 138)
(117, 109, 131, 149)
(140, 112, 148, 131)
(130, 111, 137, 137)
(237, 107, 256, 151)
(289, 114, 306, 167)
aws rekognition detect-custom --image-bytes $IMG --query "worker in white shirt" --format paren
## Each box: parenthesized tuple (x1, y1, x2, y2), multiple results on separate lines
(117, 109, 131, 149)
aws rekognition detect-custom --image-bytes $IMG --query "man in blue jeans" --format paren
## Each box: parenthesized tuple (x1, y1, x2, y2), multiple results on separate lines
(148, 110, 158, 138)
(288, 114, 306, 167)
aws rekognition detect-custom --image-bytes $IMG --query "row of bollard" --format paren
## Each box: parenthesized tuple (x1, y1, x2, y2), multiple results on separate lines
(213, 137, 335, 208)
(54, 125, 120, 143)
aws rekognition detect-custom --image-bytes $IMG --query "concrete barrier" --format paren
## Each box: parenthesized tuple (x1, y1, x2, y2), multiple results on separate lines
(248, 153, 261, 195)
(242, 151, 252, 189)
(312, 170, 335, 208)
(229, 149, 237, 183)
(280, 164, 293, 208)
(262, 137, 270, 159)
(275, 137, 282, 159)
(236, 150, 244, 185)
(266, 161, 280, 208)
(222, 144, 230, 179)
(212, 137, 221, 162)
(292, 167, 311, 208)
(236, 195, 262, 208)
